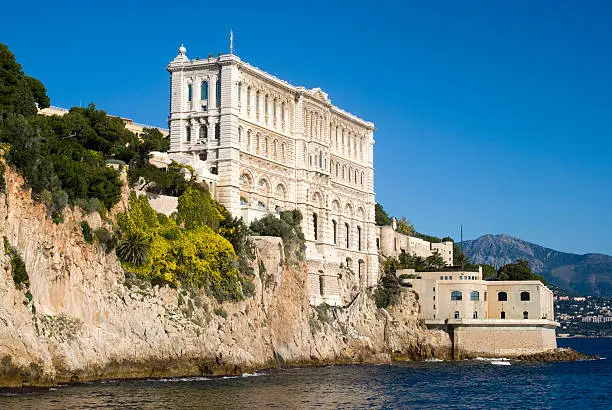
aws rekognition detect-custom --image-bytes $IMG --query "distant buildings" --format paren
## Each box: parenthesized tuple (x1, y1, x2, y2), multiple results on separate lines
(377, 219, 453, 266)
(37, 106, 169, 138)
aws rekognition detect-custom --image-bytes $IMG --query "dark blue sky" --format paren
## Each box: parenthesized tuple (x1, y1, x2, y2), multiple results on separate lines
(2, 1, 611, 255)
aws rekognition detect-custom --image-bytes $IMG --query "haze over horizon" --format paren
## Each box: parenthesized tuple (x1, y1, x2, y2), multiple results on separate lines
(1, 1, 610, 256)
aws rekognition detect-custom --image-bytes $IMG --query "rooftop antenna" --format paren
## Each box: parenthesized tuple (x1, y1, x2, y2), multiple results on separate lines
(229, 29, 234, 55)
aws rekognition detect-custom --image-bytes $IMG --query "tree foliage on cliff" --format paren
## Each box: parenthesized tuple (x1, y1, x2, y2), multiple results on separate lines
(0, 43, 40, 118)
(374, 258, 402, 308)
(3, 236, 29, 288)
(249, 210, 306, 262)
(375, 203, 391, 226)
(0, 43, 171, 219)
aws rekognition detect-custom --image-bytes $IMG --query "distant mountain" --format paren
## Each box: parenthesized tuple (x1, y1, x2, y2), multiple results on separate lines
(460, 234, 612, 297)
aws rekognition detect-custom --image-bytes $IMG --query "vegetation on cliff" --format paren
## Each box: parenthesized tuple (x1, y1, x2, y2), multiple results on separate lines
(0, 42, 257, 301)
(3, 236, 29, 287)
(116, 191, 254, 301)
(249, 210, 306, 262)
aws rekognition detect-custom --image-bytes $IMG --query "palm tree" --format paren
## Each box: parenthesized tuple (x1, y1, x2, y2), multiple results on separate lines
(116, 231, 150, 266)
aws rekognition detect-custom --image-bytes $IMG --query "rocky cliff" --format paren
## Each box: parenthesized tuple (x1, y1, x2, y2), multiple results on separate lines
(0, 163, 451, 387)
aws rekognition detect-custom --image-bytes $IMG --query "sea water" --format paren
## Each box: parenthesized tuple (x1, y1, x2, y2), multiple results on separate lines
(1, 338, 609, 409)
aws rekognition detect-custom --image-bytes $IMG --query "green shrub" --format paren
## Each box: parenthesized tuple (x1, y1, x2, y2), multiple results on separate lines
(249, 210, 305, 262)
(213, 307, 228, 319)
(81, 221, 94, 243)
(374, 263, 401, 309)
(314, 303, 332, 324)
(0, 162, 5, 193)
(399, 273, 416, 279)
(3, 236, 29, 288)
(94, 227, 117, 252)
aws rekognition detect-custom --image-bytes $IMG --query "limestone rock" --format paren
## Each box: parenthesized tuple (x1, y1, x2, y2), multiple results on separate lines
(0, 162, 446, 387)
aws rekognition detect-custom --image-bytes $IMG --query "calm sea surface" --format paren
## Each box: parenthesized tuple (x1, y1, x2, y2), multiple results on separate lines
(1, 338, 609, 409)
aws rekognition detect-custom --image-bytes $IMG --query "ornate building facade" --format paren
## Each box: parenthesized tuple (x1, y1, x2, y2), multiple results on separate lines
(166, 46, 379, 292)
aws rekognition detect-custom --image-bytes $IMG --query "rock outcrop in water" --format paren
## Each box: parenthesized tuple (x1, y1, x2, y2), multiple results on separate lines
(0, 163, 451, 387)
(515, 348, 594, 362)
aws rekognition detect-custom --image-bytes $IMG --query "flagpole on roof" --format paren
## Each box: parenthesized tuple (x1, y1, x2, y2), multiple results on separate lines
(230, 29, 234, 55)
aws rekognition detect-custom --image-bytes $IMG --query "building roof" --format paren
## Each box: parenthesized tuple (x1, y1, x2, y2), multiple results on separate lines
(167, 47, 375, 130)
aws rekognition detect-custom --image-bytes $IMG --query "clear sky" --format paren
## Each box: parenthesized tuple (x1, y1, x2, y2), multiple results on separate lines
(2, 1, 611, 255)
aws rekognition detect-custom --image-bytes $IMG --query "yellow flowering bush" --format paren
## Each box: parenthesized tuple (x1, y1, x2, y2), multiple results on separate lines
(117, 191, 244, 300)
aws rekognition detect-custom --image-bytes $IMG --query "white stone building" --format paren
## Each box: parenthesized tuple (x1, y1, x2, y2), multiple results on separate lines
(377, 224, 454, 266)
(166, 46, 379, 293)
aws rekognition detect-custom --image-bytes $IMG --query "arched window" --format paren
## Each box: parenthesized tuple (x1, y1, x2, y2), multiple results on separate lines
(257, 201, 265, 210)
(264, 95, 269, 114)
(246, 130, 251, 151)
(454, 311, 460, 319)
(520, 291, 530, 301)
(473, 311, 478, 319)
(355, 170, 358, 183)
(256, 134, 260, 154)
(470, 291, 479, 301)
(256, 92, 260, 111)
(360, 172, 364, 185)
(336, 163, 339, 177)
(273, 100, 277, 118)
(501, 311, 506, 319)
(237, 83, 241, 103)
(451, 291, 462, 301)
(319, 151, 323, 168)
(199, 125, 207, 141)
(498, 292, 508, 302)
(332, 220, 337, 244)
(214, 123, 220, 140)
(216, 78, 221, 106)
(357, 226, 362, 251)
(247, 87, 251, 107)
(240, 197, 247, 206)
(523, 311, 529, 319)
(187, 84, 192, 101)
(263, 137, 268, 155)
(185, 126, 191, 142)
(201, 81, 208, 100)
(273, 140, 277, 159)
(282, 143, 286, 160)
(345, 222, 350, 248)
(237, 127, 242, 144)
(313, 213, 318, 241)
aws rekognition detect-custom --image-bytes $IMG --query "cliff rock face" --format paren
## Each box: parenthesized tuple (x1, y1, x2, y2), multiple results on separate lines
(0, 163, 450, 387)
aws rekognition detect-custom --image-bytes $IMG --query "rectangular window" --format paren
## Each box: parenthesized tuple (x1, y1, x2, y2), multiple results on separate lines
(201, 81, 208, 100)
(187, 84, 192, 102)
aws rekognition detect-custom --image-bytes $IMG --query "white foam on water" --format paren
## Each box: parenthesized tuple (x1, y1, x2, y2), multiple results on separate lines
(152, 377, 213, 383)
